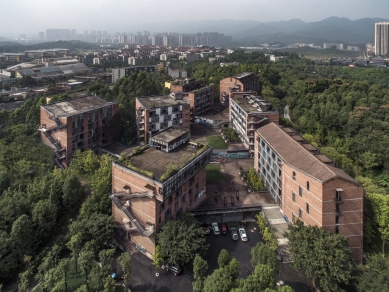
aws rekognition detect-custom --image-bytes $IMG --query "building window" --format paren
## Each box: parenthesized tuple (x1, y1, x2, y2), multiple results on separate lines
(336, 188, 343, 201)
(335, 226, 339, 234)
(292, 191, 296, 202)
(292, 213, 296, 222)
(299, 186, 302, 197)
(307, 181, 310, 191)
(292, 171, 296, 180)
(299, 208, 302, 218)
(306, 203, 310, 214)
(335, 215, 340, 224)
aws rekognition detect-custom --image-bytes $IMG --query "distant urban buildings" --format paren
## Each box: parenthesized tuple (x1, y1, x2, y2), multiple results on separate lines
(39, 29, 232, 45)
(375, 22, 389, 56)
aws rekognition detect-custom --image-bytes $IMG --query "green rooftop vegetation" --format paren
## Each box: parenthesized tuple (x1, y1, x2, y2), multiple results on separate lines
(206, 135, 227, 149)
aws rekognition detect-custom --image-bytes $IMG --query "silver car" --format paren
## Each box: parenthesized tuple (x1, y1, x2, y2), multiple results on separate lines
(230, 227, 238, 240)
(239, 228, 248, 241)
(212, 222, 220, 235)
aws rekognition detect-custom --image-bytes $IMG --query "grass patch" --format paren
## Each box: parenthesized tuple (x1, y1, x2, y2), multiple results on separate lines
(206, 164, 223, 180)
(206, 136, 227, 149)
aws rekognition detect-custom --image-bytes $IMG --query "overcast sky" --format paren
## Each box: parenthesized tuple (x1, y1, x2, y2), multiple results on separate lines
(1, 0, 388, 37)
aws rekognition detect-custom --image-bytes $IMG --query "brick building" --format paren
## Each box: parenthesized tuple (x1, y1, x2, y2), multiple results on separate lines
(168, 78, 214, 118)
(219, 72, 259, 104)
(136, 95, 190, 143)
(254, 123, 363, 262)
(230, 93, 279, 152)
(111, 130, 213, 257)
(39, 95, 120, 168)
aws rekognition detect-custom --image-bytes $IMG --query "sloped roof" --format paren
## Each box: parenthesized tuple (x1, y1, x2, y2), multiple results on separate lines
(256, 123, 358, 184)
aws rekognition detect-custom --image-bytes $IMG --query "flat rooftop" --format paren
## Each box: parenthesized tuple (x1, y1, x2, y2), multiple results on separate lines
(137, 95, 185, 109)
(232, 96, 277, 114)
(127, 144, 209, 181)
(234, 72, 255, 79)
(151, 127, 189, 144)
(42, 95, 116, 117)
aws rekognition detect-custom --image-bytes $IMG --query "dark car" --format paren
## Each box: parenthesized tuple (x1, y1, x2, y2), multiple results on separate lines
(204, 224, 211, 235)
(166, 263, 182, 276)
(220, 223, 228, 235)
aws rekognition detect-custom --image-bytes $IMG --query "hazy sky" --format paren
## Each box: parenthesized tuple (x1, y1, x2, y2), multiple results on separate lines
(1, 0, 388, 37)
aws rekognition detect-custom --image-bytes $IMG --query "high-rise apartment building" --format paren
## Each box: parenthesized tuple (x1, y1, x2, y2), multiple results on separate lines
(375, 22, 389, 56)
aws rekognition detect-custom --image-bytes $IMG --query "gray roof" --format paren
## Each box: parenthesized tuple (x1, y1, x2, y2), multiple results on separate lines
(151, 127, 189, 144)
(42, 95, 116, 117)
(256, 123, 358, 184)
(137, 95, 186, 109)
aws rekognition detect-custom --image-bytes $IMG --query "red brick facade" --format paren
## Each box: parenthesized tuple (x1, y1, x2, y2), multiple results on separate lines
(39, 96, 119, 168)
(111, 162, 208, 256)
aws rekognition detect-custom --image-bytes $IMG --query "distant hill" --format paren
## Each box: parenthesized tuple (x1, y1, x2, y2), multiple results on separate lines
(233, 17, 389, 45)
(141, 17, 388, 46)
(0, 40, 101, 54)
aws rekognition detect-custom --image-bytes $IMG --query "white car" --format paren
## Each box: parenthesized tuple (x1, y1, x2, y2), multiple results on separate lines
(239, 228, 248, 241)
(212, 222, 220, 235)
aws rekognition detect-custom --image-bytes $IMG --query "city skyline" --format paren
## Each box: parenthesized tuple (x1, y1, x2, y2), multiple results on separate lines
(1, 0, 388, 38)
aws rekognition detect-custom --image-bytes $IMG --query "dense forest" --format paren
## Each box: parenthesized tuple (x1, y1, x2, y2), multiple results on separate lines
(1, 50, 389, 290)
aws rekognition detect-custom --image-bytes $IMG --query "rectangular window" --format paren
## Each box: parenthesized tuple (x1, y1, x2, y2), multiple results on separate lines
(299, 208, 302, 218)
(307, 181, 310, 191)
(292, 171, 296, 180)
(292, 191, 296, 202)
(336, 188, 343, 201)
(292, 213, 296, 222)
(306, 203, 310, 214)
(335, 215, 340, 224)
(335, 226, 339, 234)
(299, 186, 302, 197)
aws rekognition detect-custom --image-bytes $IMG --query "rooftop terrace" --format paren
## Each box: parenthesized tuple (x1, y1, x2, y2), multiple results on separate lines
(151, 126, 189, 144)
(120, 143, 210, 182)
(232, 95, 277, 114)
(42, 95, 117, 117)
(137, 95, 186, 109)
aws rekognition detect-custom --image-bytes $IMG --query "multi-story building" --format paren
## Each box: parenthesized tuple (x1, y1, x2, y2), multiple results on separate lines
(136, 95, 191, 143)
(168, 78, 214, 118)
(375, 22, 389, 56)
(219, 72, 259, 104)
(111, 65, 157, 83)
(254, 123, 363, 262)
(230, 93, 279, 152)
(39, 95, 120, 168)
(111, 129, 213, 257)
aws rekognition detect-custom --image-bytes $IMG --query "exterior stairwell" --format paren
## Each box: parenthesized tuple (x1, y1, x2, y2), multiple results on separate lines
(110, 194, 155, 237)
(40, 118, 67, 169)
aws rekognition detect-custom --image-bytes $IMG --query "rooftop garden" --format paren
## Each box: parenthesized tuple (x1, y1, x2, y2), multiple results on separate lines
(206, 135, 227, 149)
(118, 146, 155, 179)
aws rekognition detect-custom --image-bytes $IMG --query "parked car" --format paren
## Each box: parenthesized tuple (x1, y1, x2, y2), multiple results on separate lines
(103, 241, 118, 249)
(239, 228, 248, 241)
(230, 227, 238, 240)
(166, 263, 182, 276)
(220, 222, 228, 235)
(212, 222, 220, 235)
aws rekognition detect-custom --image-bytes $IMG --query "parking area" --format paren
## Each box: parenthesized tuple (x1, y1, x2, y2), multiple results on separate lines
(205, 221, 263, 276)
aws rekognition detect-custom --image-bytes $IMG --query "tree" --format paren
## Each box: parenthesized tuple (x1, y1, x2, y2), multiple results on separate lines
(10, 214, 34, 261)
(18, 268, 34, 292)
(32, 199, 57, 240)
(239, 264, 275, 292)
(99, 249, 115, 277)
(250, 242, 279, 275)
(286, 220, 355, 292)
(217, 249, 231, 268)
(357, 254, 389, 292)
(78, 250, 94, 291)
(369, 193, 389, 256)
(203, 258, 240, 292)
(157, 214, 208, 265)
(152, 246, 164, 270)
(103, 275, 116, 292)
(193, 254, 208, 292)
(62, 173, 82, 209)
(67, 234, 82, 272)
(118, 252, 131, 291)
